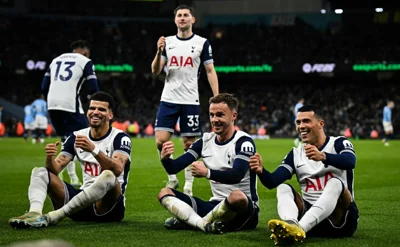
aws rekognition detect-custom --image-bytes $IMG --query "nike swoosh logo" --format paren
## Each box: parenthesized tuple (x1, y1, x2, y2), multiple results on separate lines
(202, 155, 212, 158)
(169, 47, 175, 50)
(192, 128, 199, 131)
(296, 164, 305, 168)
(79, 150, 84, 153)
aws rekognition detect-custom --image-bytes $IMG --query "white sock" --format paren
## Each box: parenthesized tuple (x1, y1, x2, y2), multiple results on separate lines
(66, 161, 78, 181)
(160, 195, 205, 231)
(203, 199, 237, 223)
(276, 184, 299, 224)
(28, 167, 49, 214)
(299, 178, 342, 232)
(158, 149, 177, 181)
(48, 170, 116, 224)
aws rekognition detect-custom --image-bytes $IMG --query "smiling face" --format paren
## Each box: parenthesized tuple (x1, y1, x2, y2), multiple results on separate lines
(295, 110, 324, 144)
(209, 102, 237, 136)
(87, 100, 113, 129)
(174, 8, 195, 32)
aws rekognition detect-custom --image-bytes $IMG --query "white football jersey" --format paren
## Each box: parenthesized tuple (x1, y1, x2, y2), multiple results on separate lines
(188, 131, 258, 204)
(280, 136, 355, 204)
(60, 127, 132, 199)
(46, 53, 97, 113)
(160, 34, 214, 105)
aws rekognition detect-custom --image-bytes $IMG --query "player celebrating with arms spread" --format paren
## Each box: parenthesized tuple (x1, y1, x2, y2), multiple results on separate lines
(151, 5, 219, 195)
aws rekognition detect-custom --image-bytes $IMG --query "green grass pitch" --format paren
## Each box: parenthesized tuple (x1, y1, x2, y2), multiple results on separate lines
(0, 137, 399, 246)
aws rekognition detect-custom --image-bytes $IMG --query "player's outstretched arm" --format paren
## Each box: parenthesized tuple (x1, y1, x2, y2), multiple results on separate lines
(161, 141, 198, 174)
(249, 152, 292, 189)
(204, 63, 219, 96)
(151, 36, 167, 75)
(45, 141, 72, 175)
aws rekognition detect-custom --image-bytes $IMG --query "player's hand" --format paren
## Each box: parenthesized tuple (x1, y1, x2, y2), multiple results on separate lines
(160, 141, 174, 160)
(157, 36, 165, 54)
(249, 153, 263, 174)
(304, 144, 326, 161)
(191, 161, 208, 178)
(75, 135, 96, 152)
(45, 141, 60, 158)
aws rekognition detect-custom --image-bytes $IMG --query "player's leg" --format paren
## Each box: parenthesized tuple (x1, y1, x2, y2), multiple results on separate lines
(23, 123, 31, 142)
(203, 190, 259, 232)
(155, 102, 179, 188)
(9, 168, 66, 229)
(180, 105, 202, 195)
(158, 187, 223, 233)
(268, 184, 306, 245)
(301, 178, 358, 238)
(46, 170, 119, 225)
(37, 116, 47, 144)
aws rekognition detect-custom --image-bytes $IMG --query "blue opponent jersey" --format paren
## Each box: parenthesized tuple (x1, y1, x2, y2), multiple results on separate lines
(383, 106, 392, 122)
(24, 105, 35, 123)
(294, 102, 303, 116)
(32, 99, 47, 117)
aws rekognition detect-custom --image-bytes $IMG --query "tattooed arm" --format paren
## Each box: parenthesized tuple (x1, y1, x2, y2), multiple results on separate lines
(94, 152, 128, 177)
(46, 153, 72, 175)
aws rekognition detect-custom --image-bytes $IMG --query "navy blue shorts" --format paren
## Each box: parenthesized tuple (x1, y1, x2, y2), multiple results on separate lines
(54, 182, 125, 222)
(303, 200, 359, 238)
(170, 189, 259, 231)
(155, 101, 201, 137)
(48, 110, 88, 138)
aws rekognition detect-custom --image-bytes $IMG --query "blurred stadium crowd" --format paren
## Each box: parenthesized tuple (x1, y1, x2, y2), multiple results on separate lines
(0, 13, 398, 139)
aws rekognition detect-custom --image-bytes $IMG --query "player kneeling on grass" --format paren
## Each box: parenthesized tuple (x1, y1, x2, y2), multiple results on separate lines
(249, 105, 359, 245)
(158, 93, 259, 234)
(9, 92, 132, 229)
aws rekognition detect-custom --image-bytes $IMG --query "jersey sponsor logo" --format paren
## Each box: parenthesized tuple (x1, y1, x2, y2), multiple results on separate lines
(169, 56, 194, 67)
(240, 141, 255, 155)
(305, 172, 335, 192)
(342, 140, 354, 150)
(120, 136, 131, 150)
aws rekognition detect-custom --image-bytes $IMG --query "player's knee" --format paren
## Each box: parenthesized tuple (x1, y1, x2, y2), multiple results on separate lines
(158, 187, 174, 201)
(97, 170, 117, 191)
(325, 178, 343, 195)
(276, 183, 294, 197)
(155, 138, 167, 151)
(32, 167, 48, 176)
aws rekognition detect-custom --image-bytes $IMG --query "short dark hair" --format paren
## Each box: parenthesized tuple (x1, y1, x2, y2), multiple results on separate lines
(70, 40, 91, 51)
(90, 91, 115, 111)
(298, 105, 324, 119)
(209, 93, 239, 111)
(174, 5, 195, 16)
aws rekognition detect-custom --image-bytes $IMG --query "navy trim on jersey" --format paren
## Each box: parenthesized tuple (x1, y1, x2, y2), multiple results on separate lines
(201, 40, 213, 64)
(112, 132, 132, 157)
(61, 134, 77, 157)
(188, 138, 203, 159)
(235, 136, 256, 160)
(215, 131, 237, 146)
(249, 170, 258, 203)
(83, 61, 99, 94)
(280, 149, 295, 173)
(175, 33, 195, 41)
(121, 160, 130, 195)
(89, 127, 112, 141)
(318, 136, 330, 151)
(75, 74, 85, 114)
(322, 137, 356, 170)
(162, 43, 167, 57)
(346, 170, 354, 196)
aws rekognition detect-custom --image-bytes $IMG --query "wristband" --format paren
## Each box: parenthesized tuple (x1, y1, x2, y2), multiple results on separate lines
(91, 146, 100, 157)
(206, 169, 211, 179)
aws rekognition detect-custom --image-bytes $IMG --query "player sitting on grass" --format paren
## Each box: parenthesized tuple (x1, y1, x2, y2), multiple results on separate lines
(158, 93, 259, 234)
(9, 92, 132, 229)
(250, 105, 359, 245)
